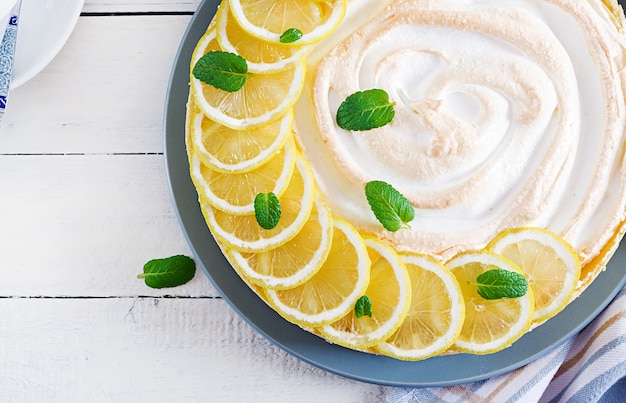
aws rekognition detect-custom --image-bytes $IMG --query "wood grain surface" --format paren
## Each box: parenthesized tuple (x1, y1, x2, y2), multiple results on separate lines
(0, 2, 391, 401)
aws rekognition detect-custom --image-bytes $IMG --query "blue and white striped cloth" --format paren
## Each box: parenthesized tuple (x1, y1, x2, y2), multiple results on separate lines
(387, 287, 626, 402)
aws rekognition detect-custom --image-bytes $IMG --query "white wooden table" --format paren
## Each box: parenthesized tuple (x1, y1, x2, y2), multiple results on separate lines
(0, 1, 389, 401)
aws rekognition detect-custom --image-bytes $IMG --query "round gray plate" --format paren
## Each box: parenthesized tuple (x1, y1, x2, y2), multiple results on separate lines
(164, 0, 626, 387)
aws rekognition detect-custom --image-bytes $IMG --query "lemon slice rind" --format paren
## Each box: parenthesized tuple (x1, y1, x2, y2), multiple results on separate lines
(228, 0, 348, 46)
(317, 238, 411, 349)
(264, 217, 370, 327)
(190, 105, 293, 174)
(201, 153, 315, 252)
(190, 136, 296, 215)
(488, 227, 581, 324)
(448, 250, 535, 355)
(216, 1, 314, 73)
(375, 253, 465, 361)
(226, 194, 333, 289)
(190, 29, 306, 130)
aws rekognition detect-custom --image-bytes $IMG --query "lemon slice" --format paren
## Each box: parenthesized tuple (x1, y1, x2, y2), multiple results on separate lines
(317, 238, 411, 349)
(190, 29, 306, 130)
(447, 250, 535, 354)
(226, 194, 333, 289)
(375, 253, 465, 361)
(487, 227, 581, 324)
(264, 217, 370, 327)
(189, 101, 292, 173)
(216, 1, 313, 73)
(201, 153, 315, 252)
(190, 135, 296, 215)
(222, 240, 268, 298)
(228, 0, 347, 45)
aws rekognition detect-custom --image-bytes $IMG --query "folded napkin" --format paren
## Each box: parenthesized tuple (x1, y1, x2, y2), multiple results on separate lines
(387, 286, 626, 403)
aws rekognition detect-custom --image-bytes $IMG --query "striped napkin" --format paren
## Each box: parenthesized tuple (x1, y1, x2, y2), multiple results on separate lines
(386, 286, 626, 403)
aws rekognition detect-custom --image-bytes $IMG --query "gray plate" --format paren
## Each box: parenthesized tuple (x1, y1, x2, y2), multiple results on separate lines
(164, 0, 626, 387)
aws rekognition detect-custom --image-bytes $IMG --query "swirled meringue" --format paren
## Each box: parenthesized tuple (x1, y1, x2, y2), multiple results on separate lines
(294, 0, 626, 277)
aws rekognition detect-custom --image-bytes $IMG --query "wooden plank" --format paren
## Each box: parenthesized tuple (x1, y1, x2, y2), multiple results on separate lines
(0, 154, 218, 298)
(0, 298, 388, 401)
(0, 15, 192, 154)
(0, 4, 395, 401)
(82, 0, 201, 13)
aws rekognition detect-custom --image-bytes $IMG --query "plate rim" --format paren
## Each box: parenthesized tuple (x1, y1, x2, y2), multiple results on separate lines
(163, 0, 626, 387)
(12, 0, 84, 89)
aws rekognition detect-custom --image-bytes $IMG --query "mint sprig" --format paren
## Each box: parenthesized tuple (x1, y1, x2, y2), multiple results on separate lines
(365, 180, 415, 232)
(192, 50, 249, 92)
(280, 28, 303, 44)
(355, 296, 373, 318)
(469, 269, 528, 300)
(254, 192, 281, 230)
(336, 89, 396, 131)
(138, 255, 196, 289)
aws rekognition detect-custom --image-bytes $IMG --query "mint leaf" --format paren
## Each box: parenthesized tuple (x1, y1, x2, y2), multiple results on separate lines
(336, 89, 396, 131)
(254, 192, 281, 230)
(192, 51, 249, 92)
(469, 269, 528, 300)
(365, 180, 415, 232)
(355, 296, 373, 318)
(280, 28, 303, 44)
(138, 255, 196, 289)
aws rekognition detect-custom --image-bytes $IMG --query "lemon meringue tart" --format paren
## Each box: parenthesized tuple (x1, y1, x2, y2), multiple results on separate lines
(185, 0, 626, 359)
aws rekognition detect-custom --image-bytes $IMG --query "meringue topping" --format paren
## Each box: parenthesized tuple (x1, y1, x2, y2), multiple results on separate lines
(294, 0, 626, 266)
